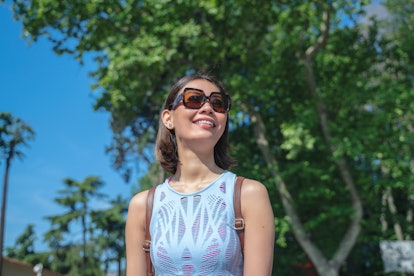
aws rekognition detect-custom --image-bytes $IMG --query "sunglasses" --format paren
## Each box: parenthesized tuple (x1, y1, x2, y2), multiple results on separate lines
(169, 88, 231, 113)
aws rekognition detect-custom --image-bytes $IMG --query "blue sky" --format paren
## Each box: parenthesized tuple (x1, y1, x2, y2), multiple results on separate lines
(0, 5, 133, 252)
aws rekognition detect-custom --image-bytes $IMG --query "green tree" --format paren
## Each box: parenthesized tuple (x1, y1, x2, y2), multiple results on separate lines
(0, 112, 34, 271)
(5, 224, 50, 268)
(44, 176, 106, 275)
(6, 224, 36, 259)
(381, 0, 414, 226)
(90, 195, 128, 276)
(354, 2, 414, 273)
(9, 0, 414, 274)
(43, 227, 80, 274)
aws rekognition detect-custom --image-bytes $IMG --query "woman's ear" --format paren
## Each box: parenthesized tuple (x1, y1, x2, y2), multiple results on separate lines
(162, 109, 173, 129)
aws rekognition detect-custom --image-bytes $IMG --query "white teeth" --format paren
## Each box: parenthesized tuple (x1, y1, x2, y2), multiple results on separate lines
(197, 120, 214, 126)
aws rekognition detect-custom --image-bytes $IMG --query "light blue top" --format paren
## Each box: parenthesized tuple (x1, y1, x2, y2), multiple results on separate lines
(150, 171, 244, 275)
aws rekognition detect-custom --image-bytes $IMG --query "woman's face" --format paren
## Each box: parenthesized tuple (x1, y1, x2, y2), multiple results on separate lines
(163, 79, 228, 151)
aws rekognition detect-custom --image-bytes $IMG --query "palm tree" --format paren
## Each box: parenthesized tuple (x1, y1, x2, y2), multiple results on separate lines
(0, 112, 35, 271)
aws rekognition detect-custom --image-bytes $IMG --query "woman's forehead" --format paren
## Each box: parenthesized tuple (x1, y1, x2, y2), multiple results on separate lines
(182, 79, 220, 93)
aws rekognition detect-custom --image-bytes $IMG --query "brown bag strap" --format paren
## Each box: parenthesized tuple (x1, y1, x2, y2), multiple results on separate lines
(234, 176, 245, 253)
(144, 187, 156, 276)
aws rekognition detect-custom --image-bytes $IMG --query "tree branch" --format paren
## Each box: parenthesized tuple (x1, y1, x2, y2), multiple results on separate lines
(247, 103, 330, 271)
(305, 8, 331, 60)
(301, 4, 363, 271)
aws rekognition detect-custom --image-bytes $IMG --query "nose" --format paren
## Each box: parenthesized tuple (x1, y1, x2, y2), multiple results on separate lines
(199, 98, 214, 114)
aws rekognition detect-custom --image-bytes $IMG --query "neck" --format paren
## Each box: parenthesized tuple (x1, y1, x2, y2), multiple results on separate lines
(170, 150, 224, 193)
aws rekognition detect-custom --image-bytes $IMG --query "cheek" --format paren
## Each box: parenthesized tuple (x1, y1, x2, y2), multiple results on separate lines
(218, 117, 228, 133)
(219, 114, 228, 125)
(172, 113, 194, 131)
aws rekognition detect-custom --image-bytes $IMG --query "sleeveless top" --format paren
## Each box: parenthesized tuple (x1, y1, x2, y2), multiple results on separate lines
(150, 171, 244, 275)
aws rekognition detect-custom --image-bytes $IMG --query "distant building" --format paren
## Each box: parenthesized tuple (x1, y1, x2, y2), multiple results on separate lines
(2, 256, 63, 276)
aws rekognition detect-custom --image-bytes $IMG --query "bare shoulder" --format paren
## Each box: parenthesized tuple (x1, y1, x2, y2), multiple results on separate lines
(128, 189, 151, 210)
(239, 178, 273, 217)
(126, 189, 154, 231)
(240, 178, 270, 198)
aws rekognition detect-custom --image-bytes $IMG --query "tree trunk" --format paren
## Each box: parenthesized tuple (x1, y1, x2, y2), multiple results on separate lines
(117, 257, 121, 276)
(0, 154, 12, 273)
(301, 6, 363, 274)
(407, 158, 414, 240)
(384, 188, 404, 240)
(249, 106, 338, 276)
(82, 201, 87, 271)
(381, 191, 388, 232)
(380, 166, 406, 240)
(407, 201, 413, 240)
(302, 54, 363, 272)
(247, 5, 363, 275)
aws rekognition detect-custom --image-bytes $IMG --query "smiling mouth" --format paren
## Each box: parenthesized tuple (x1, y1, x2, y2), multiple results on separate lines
(195, 120, 215, 127)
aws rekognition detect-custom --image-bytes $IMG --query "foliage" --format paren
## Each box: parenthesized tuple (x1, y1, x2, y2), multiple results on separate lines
(5, 0, 414, 274)
(43, 176, 107, 275)
(90, 195, 128, 276)
(3, 162, 128, 275)
(5, 227, 48, 269)
(0, 112, 35, 163)
(6, 224, 35, 258)
(5, 224, 50, 267)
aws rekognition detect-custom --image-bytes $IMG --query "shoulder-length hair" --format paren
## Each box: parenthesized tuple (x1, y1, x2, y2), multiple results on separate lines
(155, 74, 236, 175)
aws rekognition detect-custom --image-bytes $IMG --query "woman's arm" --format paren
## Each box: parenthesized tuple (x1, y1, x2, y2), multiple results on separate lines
(241, 179, 275, 275)
(125, 190, 149, 276)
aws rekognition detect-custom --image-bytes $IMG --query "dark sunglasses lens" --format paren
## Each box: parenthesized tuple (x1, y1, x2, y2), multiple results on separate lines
(210, 93, 227, 113)
(183, 90, 204, 108)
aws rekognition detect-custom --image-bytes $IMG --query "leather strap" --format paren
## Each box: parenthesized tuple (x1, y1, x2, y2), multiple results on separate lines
(234, 176, 245, 253)
(144, 187, 156, 276)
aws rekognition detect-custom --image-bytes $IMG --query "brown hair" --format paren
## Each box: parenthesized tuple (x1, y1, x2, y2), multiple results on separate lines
(155, 74, 236, 174)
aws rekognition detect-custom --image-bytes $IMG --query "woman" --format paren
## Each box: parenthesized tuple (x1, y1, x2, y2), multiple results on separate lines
(126, 74, 274, 275)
